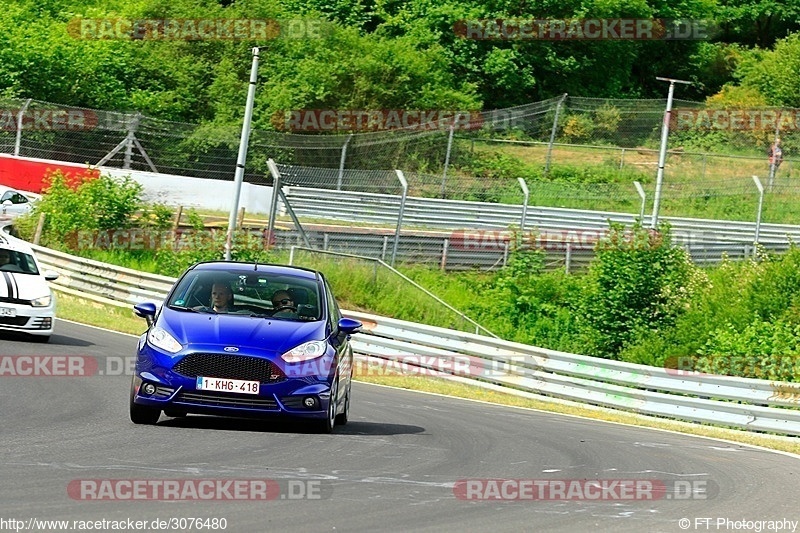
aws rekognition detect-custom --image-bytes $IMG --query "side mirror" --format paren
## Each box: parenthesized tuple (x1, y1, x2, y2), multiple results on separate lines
(43, 270, 59, 281)
(2, 200, 11, 206)
(134, 302, 158, 327)
(337, 317, 362, 336)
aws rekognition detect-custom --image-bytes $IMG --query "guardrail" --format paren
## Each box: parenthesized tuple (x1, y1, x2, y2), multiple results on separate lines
(283, 186, 800, 245)
(34, 244, 800, 436)
(32, 244, 175, 307)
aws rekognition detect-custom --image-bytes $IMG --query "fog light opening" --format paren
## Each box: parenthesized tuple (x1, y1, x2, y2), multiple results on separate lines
(303, 396, 317, 408)
(142, 383, 156, 396)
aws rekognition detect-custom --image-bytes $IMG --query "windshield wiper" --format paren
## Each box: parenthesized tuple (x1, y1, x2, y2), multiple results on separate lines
(169, 305, 202, 313)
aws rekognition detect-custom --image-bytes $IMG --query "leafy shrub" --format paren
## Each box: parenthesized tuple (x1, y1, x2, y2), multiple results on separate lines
(694, 319, 800, 381)
(560, 114, 595, 143)
(22, 170, 144, 247)
(577, 222, 703, 358)
(593, 104, 621, 137)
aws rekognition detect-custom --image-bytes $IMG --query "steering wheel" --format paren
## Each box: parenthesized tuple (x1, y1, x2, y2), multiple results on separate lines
(273, 304, 297, 313)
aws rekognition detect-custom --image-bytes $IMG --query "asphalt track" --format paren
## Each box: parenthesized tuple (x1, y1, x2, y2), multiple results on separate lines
(0, 320, 798, 533)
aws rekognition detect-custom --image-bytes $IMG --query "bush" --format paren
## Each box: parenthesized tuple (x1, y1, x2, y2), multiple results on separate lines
(577, 222, 703, 358)
(22, 170, 145, 247)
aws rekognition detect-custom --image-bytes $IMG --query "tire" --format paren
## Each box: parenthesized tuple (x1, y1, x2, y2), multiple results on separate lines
(335, 381, 350, 426)
(315, 378, 337, 434)
(129, 377, 160, 425)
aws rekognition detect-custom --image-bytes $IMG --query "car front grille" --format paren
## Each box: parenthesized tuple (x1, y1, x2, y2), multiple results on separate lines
(173, 353, 285, 383)
(175, 391, 278, 409)
(0, 316, 29, 326)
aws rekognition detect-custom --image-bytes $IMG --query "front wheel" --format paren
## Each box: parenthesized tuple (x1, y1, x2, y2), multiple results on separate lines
(335, 381, 350, 426)
(314, 379, 337, 434)
(129, 377, 160, 425)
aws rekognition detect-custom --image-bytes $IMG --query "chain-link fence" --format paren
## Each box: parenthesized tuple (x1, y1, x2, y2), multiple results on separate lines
(2, 95, 800, 223)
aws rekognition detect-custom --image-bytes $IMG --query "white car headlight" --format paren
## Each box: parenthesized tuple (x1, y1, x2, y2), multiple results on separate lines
(281, 341, 327, 363)
(31, 294, 52, 307)
(147, 326, 183, 354)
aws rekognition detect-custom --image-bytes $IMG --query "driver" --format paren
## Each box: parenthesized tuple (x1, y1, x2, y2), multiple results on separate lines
(271, 290, 298, 318)
(194, 281, 237, 313)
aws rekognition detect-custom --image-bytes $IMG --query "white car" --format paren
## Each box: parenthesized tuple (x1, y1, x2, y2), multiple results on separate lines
(0, 234, 58, 342)
(0, 187, 37, 218)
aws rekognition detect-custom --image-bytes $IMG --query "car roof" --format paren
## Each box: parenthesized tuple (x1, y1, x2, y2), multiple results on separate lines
(190, 261, 321, 281)
(0, 233, 36, 254)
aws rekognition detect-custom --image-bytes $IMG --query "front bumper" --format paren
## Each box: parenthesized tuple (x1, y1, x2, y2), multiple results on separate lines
(0, 302, 55, 336)
(131, 344, 334, 420)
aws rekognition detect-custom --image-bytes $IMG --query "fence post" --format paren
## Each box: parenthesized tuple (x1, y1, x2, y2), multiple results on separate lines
(123, 113, 141, 170)
(267, 158, 282, 247)
(381, 235, 388, 262)
(767, 120, 781, 192)
(565, 242, 572, 274)
(440, 122, 456, 198)
(392, 169, 408, 266)
(33, 212, 46, 245)
(336, 134, 352, 191)
(545, 93, 567, 176)
(619, 148, 625, 170)
(441, 238, 449, 271)
(14, 99, 32, 157)
(634, 181, 646, 222)
(517, 178, 530, 238)
(752, 175, 764, 258)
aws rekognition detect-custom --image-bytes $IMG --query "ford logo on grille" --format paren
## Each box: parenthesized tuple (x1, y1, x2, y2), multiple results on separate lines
(223, 346, 239, 352)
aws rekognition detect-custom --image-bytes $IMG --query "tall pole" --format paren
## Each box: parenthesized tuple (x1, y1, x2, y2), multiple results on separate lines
(225, 47, 260, 261)
(652, 77, 691, 227)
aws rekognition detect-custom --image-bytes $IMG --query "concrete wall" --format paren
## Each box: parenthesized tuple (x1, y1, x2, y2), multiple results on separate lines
(0, 155, 274, 215)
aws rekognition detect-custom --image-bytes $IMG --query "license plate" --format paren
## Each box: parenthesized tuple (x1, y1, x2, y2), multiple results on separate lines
(0, 307, 16, 317)
(196, 376, 260, 395)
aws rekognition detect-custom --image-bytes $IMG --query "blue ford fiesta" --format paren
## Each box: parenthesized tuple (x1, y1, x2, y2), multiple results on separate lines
(129, 262, 362, 433)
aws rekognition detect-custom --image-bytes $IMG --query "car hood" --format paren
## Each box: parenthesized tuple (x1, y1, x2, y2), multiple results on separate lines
(0, 271, 50, 300)
(158, 310, 327, 354)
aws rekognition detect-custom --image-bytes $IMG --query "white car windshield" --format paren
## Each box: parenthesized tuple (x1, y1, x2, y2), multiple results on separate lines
(0, 249, 39, 275)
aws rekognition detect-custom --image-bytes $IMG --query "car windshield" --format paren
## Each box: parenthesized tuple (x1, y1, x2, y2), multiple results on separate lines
(0, 249, 39, 275)
(166, 269, 322, 321)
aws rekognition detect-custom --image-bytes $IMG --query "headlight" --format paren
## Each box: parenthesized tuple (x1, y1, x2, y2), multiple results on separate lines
(281, 341, 327, 363)
(31, 294, 52, 307)
(147, 326, 183, 354)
